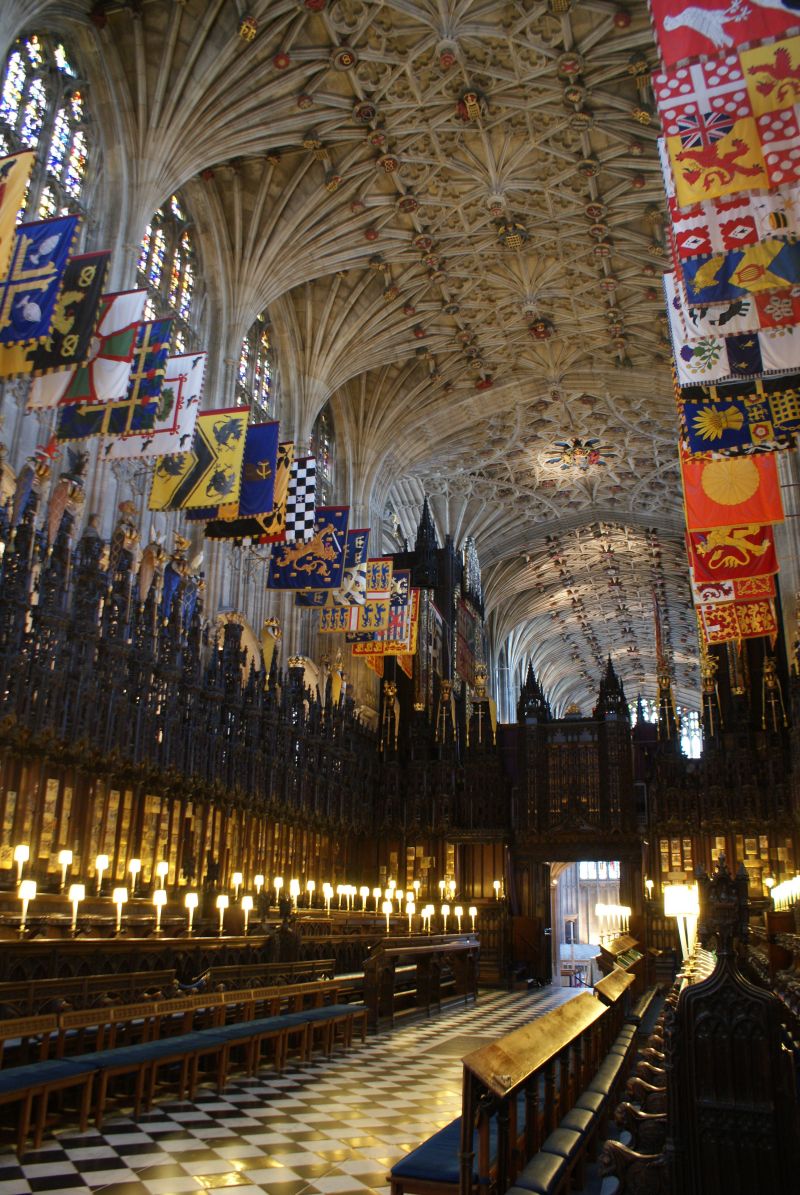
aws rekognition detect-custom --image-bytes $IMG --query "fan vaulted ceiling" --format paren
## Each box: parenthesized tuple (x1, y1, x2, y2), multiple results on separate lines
(6, 0, 696, 713)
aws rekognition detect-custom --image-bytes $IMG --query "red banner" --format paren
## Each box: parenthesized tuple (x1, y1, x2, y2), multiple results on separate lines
(680, 449, 784, 530)
(650, 0, 800, 70)
(687, 524, 779, 582)
(700, 598, 777, 643)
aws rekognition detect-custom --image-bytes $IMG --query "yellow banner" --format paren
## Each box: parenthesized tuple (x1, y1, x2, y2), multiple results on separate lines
(0, 151, 35, 278)
(150, 407, 249, 511)
(666, 119, 767, 207)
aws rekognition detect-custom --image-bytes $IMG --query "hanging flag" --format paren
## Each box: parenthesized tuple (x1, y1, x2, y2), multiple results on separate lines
(0, 215, 79, 347)
(0, 150, 35, 277)
(691, 574, 776, 605)
(680, 447, 785, 529)
(149, 406, 249, 511)
(352, 588, 421, 657)
(699, 596, 778, 642)
(327, 567, 400, 632)
(319, 596, 391, 633)
(649, 0, 800, 70)
(397, 654, 414, 680)
(201, 422, 279, 521)
(687, 524, 779, 581)
(203, 441, 294, 541)
(295, 529, 371, 607)
(347, 570, 411, 644)
(654, 55, 769, 206)
(653, 52, 758, 121)
(740, 36, 800, 187)
(666, 273, 800, 385)
(285, 457, 317, 543)
(28, 288, 147, 409)
(55, 318, 172, 441)
(680, 240, 800, 305)
(104, 351, 206, 459)
(0, 250, 110, 380)
(660, 140, 800, 258)
(741, 35, 800, 115)
(678, 374, 800, 452)
(234, 421, 279, 517)
(267, 505, 349, 589)
(666, 266, 800, 345)
(364, 655, 384, 679)
(257, 440, 294, 543)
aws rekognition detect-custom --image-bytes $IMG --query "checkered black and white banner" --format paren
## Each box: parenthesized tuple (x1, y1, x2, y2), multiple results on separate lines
(285, 456, 317, 543)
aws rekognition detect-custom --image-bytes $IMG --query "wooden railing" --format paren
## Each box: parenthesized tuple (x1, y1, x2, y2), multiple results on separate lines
(459, 992, 607, 1194)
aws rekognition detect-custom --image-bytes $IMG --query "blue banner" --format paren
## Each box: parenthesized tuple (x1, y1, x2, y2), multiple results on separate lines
(0, 215, 78, 346)
(267, 505, 350, 590)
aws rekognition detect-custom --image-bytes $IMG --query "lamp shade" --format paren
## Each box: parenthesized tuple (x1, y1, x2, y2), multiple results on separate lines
(664, 884, 699, 918)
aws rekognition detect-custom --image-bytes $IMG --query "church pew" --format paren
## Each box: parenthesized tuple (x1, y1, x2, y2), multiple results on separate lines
(390, 993, 611, 1195)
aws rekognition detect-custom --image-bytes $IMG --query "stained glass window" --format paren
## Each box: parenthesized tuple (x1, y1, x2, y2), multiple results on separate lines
(0, 35, 91, 220)
(310, 404, 335, 504)
(237, 316, 273, 420)
(136, 195, 198, 351)
(678, 708, 702, 759)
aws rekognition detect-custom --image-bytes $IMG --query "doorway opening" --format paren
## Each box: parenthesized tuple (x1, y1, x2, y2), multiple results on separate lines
(551, 860, 620, 987)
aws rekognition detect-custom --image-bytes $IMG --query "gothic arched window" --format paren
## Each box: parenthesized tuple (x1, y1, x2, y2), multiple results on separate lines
(237, 316, 273, 420)
(0, 34, 90, 219)
(310, 405, 335, 505)
(137, 194, 197, 351)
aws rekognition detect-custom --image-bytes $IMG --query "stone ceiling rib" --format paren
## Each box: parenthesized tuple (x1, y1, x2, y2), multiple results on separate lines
(11, 0, 701, 713)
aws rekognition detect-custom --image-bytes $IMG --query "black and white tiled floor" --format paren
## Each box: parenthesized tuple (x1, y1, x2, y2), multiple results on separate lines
(0, 986, 578, 1195)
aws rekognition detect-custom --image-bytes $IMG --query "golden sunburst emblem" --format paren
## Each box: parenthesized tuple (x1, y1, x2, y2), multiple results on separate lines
(692, 405, 744, 441)
(700, 457, 760, 506)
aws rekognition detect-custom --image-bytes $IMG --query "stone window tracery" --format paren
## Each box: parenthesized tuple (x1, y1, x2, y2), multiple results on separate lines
(0, 34, 90, 220)
(237, 316, 273, 421)
(310, 404, 335, 505)
(137, 195, 197, 351)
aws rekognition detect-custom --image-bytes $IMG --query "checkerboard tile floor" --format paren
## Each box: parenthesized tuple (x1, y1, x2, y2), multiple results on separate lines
(0, 986, 578, 1195)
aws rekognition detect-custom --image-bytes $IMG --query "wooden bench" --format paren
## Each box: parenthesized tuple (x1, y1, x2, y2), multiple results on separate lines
(390, 977, 649, 1195)
(0, 980, 369, 1153)
(389, 993, 607, 1195)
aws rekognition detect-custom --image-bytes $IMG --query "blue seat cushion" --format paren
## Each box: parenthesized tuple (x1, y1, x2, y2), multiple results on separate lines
(390, 1113, 502, 1186)
(390, 1119, 464, 1185)
(84, 1033, 228, 1070)
(514, 1150, 567, 1193)
(0, 1059, 94, 1094)
(540, 1127, 581, 1161)
(560, 1108, 594, 1134)
(215, 1017, 286, 1040)
(575, 1090, 605, 1113)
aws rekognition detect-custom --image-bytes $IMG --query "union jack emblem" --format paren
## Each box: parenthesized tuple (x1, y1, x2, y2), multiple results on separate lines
(678, 110, 735, 150)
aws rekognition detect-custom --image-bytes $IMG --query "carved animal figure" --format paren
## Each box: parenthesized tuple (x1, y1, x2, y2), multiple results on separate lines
(674, 140, 764, 193)
(626, 1076, 667, 1113)
(599, 1139, 668, 1195)
(635, 1059, 667, 1084)
(614, 1102, 668, 1154)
